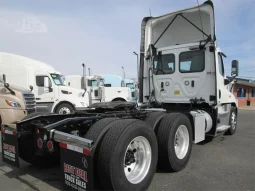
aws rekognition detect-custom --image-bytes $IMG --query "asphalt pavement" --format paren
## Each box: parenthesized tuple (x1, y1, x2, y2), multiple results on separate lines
(0, 110, 254, 191)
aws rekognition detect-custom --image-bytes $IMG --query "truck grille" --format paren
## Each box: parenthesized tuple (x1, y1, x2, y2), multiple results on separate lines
(94, 90, 99, 97)
(23, 92, 36, 112)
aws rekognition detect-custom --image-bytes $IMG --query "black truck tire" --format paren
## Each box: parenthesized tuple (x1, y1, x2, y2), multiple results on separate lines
(97, 119, 158, 191)
(84, 118, 119, 142)
(55, 103, 74, 114)
(225, 106, 237, 135)
(157, 113, 192, 172)
(145, 111, 166, 130)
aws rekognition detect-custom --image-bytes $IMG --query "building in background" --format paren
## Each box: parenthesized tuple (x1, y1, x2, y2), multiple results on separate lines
(228, 77, 255, 107)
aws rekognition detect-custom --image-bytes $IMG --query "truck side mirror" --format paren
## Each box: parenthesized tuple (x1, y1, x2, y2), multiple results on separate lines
(4, 82, 9, 88)
(29, 85, 33, 91)
(3, 74, 6, 83)
(231, 60, 239, 77)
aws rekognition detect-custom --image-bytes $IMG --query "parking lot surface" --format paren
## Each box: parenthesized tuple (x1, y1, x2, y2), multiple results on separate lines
(0, 110, 254, 191)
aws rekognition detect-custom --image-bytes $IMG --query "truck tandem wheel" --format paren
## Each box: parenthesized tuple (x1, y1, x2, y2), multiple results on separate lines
(145, 111, 166, 130)
(157, 113, 192, 172)
(97, 119, 158, 191)
(84, 118, 119, 142)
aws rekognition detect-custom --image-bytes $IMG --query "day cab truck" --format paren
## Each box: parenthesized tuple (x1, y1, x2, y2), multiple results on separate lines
(0, 74, 36, 125)
(65, 75, 104, 104)
(98, 74, 133, 102)
(124, 78, 138, 102)
(65, 73, 132, 103)
(0, 52, 90, 114)
(1, 1, 240, 191)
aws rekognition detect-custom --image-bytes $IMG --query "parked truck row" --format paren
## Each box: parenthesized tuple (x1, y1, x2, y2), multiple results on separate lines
(1, 1, 241, 191)
(0, 52, 138, 116)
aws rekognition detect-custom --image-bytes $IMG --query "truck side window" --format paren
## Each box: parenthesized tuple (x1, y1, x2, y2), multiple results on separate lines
(179, 50, 205, 73)
(153, 54, 175, 75)
(36, 76, 52, 88)
(36, 76, 45, 87)
(218, 54, 224, 76)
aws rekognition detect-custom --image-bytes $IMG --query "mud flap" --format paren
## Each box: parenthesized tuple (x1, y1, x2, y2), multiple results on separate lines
(59, 142, 93, 191)
(1, 127, 20, 167)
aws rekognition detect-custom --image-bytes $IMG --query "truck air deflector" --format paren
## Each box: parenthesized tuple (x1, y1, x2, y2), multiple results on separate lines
(145, 2, 215, 49)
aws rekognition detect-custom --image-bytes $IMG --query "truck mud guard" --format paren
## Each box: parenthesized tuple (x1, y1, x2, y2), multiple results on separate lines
(51, 130, 94, 191)
(1, 126, 20, 167)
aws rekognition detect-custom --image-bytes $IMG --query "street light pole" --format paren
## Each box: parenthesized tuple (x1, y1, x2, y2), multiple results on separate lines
(133, 51, 139, 81)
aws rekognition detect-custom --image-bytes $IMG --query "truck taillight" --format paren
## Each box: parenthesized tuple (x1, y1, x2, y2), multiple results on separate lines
(47, 140, 54, 151)
(37, 138, 43, 148)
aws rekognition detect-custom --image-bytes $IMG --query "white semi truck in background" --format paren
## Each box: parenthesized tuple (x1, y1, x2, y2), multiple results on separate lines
(65, 74, 132, 103)
(0, 52, 90, 114)
(124, 78, 138, 101)
(65, 74, 104, 103)
(1, 1, 240, 191)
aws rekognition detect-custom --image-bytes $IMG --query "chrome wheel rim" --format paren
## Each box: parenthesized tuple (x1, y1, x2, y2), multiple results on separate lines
(59, 107, 71, 114)
(124, 136, 152, 184)
(231, 112, 237, 130)
(174, 125, 189, 159)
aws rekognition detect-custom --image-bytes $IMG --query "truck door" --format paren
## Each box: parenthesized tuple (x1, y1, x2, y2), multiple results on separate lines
(34, 75, 55, 113)
(216, 52, 230, 104)
(215, 52, 232, 126)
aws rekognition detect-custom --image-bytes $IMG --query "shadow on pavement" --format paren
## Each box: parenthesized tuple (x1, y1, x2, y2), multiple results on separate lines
(0, 156, 62, 191)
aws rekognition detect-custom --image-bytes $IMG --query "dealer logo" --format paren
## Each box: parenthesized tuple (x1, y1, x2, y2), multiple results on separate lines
(82, 157, 88, 168)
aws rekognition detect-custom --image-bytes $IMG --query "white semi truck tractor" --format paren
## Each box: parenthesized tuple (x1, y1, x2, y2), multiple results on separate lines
(1, 1, 239, 191)
(0, 52, 90, 114)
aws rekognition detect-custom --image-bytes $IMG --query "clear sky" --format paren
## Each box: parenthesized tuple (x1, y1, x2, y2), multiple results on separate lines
(0, 0, 254, 79)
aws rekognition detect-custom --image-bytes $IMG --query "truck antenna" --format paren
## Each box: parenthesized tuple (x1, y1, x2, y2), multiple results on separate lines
(197, 0, 205, 40)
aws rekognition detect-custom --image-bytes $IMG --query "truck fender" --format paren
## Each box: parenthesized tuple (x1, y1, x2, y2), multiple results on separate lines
(111, 97, 127, 102)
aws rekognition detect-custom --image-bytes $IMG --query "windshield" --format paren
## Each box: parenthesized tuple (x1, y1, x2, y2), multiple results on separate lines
(126, 83, 134, 89)
(88, 80, 98, 87)
(50, 74, 65, 86)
